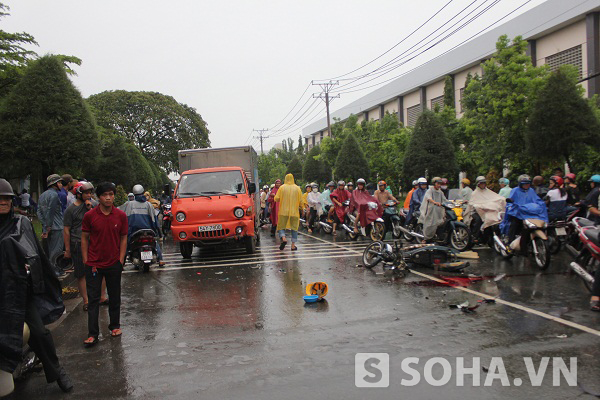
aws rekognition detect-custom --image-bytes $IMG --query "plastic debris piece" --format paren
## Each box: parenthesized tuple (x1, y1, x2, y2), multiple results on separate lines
(215, 271, 224, 275)
(477, 298, 496, 304)
(449, 301, 479, 313)
(493, 273, 506, 282)
(196, 272, 201, 275)
(556, 334, 568, 339)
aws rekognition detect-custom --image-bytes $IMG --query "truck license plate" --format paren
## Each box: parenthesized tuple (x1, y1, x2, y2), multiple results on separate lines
(555, 227, 567, 236)
(141, 251, 153, 261)
(199, 224, 222, 232)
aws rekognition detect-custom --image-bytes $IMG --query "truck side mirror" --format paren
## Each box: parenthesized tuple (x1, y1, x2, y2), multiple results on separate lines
(248, 183, 256, 194)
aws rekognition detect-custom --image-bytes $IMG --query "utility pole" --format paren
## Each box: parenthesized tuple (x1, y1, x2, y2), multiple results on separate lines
(312, 80, 340, 138)
(253, 129, 269, 154)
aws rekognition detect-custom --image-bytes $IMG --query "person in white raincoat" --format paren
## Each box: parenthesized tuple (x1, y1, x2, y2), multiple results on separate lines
(418, 177, 447, 242)
(463, 176, 506, 235)
(306, 183, 322, 233)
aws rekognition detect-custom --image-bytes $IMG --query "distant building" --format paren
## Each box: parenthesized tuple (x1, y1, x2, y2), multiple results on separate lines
(303, 0, 600, 150)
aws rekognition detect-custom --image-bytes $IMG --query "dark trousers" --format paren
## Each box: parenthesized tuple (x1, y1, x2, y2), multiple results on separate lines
(593, 267, 600, 297)
(25, 293, 61, 382)
(507, 216, 522, 243)
(86, 262, 122, 338)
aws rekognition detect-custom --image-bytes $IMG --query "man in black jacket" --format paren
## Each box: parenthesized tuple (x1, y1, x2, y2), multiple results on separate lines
(0, 178, 73, 393)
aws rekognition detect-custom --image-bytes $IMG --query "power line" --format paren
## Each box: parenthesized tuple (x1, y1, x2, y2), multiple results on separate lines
(253, 128, 269, 154)
(311, 80, 339, 138)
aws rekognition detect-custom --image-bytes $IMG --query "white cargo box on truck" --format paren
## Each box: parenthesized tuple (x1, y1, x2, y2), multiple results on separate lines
(178, 146, 258, 182)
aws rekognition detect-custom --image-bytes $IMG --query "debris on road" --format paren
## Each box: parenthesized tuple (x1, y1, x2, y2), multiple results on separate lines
(448, 301, 479, 313)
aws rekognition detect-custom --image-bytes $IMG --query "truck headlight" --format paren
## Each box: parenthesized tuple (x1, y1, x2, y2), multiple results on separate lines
(176, 212, 186, 222)
(234, 208, 244, 218)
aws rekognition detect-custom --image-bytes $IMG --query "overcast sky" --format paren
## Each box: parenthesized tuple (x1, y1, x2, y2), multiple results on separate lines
(4, 0, 544, 152)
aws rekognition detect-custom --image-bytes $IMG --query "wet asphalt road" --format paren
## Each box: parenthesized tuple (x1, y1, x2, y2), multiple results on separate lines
(7, 227, 600, 400)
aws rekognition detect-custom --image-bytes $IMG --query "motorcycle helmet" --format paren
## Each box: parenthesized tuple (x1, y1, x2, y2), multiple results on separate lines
(549, 175, 563, 187)
(337, 180, 345, 186)
(132, 184, 144, 195)
(327, 181, 335, 188)
(475, 176, 487, 185)
(461, 178, 470, 186)
(263, 185, 269, 190)
(565, 173, 576, 182)
(347, 181, 354, 187)
(499, 177, 509, 185)
(432, 177, 442, 184)
(518, 174, 532, 185)
(588, 174, 600, 183)
(127, 192, 135, 200)
(417, 177, 427, 184)
(356, 178, 366, 185)
(46, 174, 62, 187)
(0, 178, 14, 197)
(378, 180, 386, 187)
(77, 181, 94, 195)
(270, 184, 275, 189)
(311, 182, 318, 189)
(412, 180, 418, 186)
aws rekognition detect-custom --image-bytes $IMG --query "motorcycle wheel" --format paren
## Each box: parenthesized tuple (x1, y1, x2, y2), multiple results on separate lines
(370, 221, 386, 242)
(450, 226, 473, 252)
(321, 222, 333, 234)
(392, 221, 402, 239)
(363, 241, 384, 269)
(143, 263, 150, 273)
(348, 230, 359, 241)
(180, 242, 193, 259)
(547, 231, 562, 255)
(402, 222, 415, 242)
(531, 237, 550, 270)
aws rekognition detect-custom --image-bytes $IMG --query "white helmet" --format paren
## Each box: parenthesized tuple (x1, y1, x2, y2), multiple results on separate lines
(412, 180, 418, 186)
(132, 184, 144, 195)
(417, 177, 427, 184)
(356, 178, 366, 185)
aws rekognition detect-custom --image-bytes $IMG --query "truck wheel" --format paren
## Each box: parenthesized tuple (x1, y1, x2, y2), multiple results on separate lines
(180, 242, 193, 259)
(245, 236, 256, 254)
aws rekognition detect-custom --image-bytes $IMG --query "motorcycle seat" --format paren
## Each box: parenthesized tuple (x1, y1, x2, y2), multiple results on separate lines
(130, 229, 156, 239)
(576, 218, 596, 227)
(585, 228, 600, 247)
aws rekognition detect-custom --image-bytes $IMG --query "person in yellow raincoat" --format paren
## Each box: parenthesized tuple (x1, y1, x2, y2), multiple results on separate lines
(274, 174, 303, 251)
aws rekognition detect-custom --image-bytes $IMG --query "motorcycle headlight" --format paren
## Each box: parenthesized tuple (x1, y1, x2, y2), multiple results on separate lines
(176, 212, 186, 222)
(234, 207, 244, 218)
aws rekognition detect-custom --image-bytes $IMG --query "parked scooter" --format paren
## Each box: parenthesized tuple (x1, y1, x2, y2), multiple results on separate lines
(128, 229, 158, 272)
(340, 200, 386, 241)
(566, 217, 599, 291)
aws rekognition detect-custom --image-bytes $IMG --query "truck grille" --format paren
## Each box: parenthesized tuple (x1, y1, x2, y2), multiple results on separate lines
(193, 229, 230, 239)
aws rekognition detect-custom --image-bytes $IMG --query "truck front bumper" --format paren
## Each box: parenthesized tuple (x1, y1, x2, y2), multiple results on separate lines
(172, 219, 255, 243)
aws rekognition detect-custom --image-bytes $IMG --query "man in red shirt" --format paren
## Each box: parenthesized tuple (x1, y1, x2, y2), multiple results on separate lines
(81, 182, 128, 347)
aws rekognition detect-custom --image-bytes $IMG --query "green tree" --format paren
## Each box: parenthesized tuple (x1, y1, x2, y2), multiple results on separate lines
(287, 156, 303, 180)
(461, 35, 548, 172)
(403, 110, 456, 180)
(87, 90, 210, 173)
(526, 65, 600, 171)
(0, 55, 99, 181)
(335, 132, 369, 181)
(302, 145, 331, 183)
(296, 134, 304, 155)
(443, 75, 454, 108)
(258, 150, 286, 185)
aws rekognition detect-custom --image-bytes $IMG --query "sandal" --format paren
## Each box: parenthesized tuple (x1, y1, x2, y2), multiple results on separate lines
(100, 299, 109, 306)
(279, 240, 287, 250)
(83, 303, 88, 312)
(111, 329, 122, 337)
(291, 246, 298, 251)
(591, 300, 600, 312)
(83, 337, 98, 347)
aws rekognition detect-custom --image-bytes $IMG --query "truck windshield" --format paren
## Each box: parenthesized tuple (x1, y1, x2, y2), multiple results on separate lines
(177, 170, 246, 198)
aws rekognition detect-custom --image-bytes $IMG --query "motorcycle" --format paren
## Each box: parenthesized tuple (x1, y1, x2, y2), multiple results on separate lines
(468, 211, 512, 259)
(340, 200, 386, 241)
(566, 217, 599, 291)
(317, 205, 334, 234)
(546, 219, 568, 255)
(128, 229, 158, 272)
(409, 202, 472, 251)
(401, 210, 425, 242)
(504, 217, 551, 270)
(382, 200, 405, 239)
(362, 240, 470, 275)
(161, 203, 172, 235)
(300, 209, 322, 233)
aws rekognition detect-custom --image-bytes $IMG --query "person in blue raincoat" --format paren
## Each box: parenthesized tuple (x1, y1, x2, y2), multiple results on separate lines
(500, 174, 548, 243)
(406, 177, 428, 224)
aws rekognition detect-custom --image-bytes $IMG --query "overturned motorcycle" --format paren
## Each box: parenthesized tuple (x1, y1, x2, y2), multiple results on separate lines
(362, 241, 474, 275)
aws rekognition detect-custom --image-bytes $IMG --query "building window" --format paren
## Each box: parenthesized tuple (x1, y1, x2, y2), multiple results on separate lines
(459, 88, 465, 112)
(545, 45, 582, 79)
(406, 104, 421, 127)
(320, 131, 323, 141)
(430, 95, 444, 111)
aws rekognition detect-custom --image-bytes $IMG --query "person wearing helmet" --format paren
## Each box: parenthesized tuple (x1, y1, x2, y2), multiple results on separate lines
(440, 178, 450, 198)
(349, 178, 383, 235)
(498, 178, 511, 198)
(37, 174, 65, 276)
(0, 178, 74, 393)
(404, 180, 418, 210)
(581, 175, 600, 224)
(406, 178, 428, 224)
(306, 183, 322, 233)
(545, 176, 567, 221)
(63, 181, 101, 311)
(374, 180, 397, 205)
(301, 183, 312, 221)
(260, 185, 269, 223)
(500, 174, 548, 244)
(81, 182, 128, 347)
(321, 181, 336, 218)
(330, 180, 351, 235)
(564, 173, 579, 205)
(347, 182, 354, 193)
(127, 193, 135, 202)
(532, 175, 548, 199)
(463, 176, 506, 239)
(418, 177, 448, 242)
(121, 185, 165, 267)
(460, 178, 473, 203)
